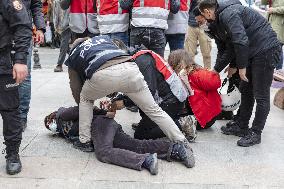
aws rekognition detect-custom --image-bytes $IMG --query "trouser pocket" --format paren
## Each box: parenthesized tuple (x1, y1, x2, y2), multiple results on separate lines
(0, 75, 20, 111)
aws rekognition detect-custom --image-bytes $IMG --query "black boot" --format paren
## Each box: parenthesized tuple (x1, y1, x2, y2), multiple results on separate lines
(221, 121, 248, 137)
(237, 129, 261, 147)
(171, 143, 195, 168)
(73, 139, 94, 152)
(4, 142, 22, 175)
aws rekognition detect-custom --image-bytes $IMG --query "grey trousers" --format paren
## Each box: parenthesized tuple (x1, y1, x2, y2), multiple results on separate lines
(92, 116, 172, 171)
(57, 28, 72, 66)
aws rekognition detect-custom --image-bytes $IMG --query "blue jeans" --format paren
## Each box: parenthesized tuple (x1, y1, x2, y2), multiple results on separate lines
(107, 32, 129, 46)
(18, 44, 32, 122)
(166, 34, 186, 51)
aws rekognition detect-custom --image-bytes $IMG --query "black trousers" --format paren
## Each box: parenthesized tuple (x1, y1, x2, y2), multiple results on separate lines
(130, 27, 166, 57)
(134, 101, 184, 140)
(0, 75, 22, 143)
(238, 46, 282, 134)
(55, 107, 173, 171)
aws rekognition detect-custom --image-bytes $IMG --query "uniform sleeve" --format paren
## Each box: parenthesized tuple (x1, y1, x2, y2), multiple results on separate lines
(214, 41, 236, 72)
(31, 0, 46, 31)
(170, 0, 180, 14)
(220, 9, 249, 69)
(60, 0, 71, 10)
(271, 6, 284, 14)
(2, 0, 32, 64)
(119, 0, 134, 10)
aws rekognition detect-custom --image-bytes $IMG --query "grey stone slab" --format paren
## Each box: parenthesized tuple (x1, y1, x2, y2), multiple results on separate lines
(0, 177, 80, 189)
(0, 156, 88, 179)
(81, 156, 164, 183)
(79, 180, 163, 189)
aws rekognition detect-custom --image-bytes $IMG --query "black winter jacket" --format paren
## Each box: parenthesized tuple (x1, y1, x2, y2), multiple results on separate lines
(213, 0, 280, 69)
(22, 0, 45, 31)
(0, 0, 32, 75)
(188, 0, 199, 27)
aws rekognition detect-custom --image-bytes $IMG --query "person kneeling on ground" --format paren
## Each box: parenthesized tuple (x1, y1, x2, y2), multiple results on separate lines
(168, 49, 222, 130)
(65, 35, 192, 157)
(44, 105, 195, 175)
(109, 42, 197, 141)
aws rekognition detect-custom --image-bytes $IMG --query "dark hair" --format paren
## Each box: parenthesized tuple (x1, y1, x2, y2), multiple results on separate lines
(199, 0, 217, 12)
(168, 49, 194, 73)
(193, 6, 202, 17)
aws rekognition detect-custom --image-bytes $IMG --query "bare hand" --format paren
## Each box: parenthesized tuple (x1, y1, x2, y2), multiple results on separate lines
(35, 30, 45, 44)
(105, 111, 116, 119)
(225, 67, 237, 78)
(267, 7, 274, 14)
(239, 68, 249, 82)
(13, 63, 28, 84)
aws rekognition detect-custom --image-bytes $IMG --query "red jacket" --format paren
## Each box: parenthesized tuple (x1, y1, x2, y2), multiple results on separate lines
(188, 69, 222, 128)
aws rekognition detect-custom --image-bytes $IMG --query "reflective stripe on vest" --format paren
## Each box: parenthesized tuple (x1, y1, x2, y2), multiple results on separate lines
(166, 0, 190, 34)
(133, 50, 189, 102)
(97, 0, 129, 34)
(69, 0, 99, 34)
(132, 0, 170, 30)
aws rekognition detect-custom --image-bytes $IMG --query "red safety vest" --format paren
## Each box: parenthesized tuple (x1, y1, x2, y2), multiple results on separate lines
(133, 50, 189, 102)
(166, 0, 190, 34)
(131, 0, 170, 30)
(69, 0, 99, 34)
(96, 0, 129, 34)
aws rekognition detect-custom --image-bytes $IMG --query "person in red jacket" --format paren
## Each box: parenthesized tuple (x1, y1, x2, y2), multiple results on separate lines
(168, 49, 222, 129)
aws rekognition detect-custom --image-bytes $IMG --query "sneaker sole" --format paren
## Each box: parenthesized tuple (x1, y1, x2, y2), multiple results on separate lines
(150, 153, 158, 175)
(6, 166, 22, 175)
(183, 149, 195, 168)
(73, 145, 94, 152)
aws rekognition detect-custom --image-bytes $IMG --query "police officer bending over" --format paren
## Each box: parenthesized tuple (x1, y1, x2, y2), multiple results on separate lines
(0, 0, 32, 174)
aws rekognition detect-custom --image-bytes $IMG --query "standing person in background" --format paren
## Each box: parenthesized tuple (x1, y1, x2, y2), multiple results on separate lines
(166, 0, 190, 51)
(263, 0, 284, 69)
(47, 0, 57, 48)
(184, 0, 212, 69)
(120, 0, 181, 57)
(60, 0, 100, 39)
(53, 0, 71, 72)
(0, 0, 32, 175)
(95, 0, 130, 46)
(20, 0, 46, 131)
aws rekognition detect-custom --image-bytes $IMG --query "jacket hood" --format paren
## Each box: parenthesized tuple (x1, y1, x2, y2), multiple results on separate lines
(217, 0, 241, 13)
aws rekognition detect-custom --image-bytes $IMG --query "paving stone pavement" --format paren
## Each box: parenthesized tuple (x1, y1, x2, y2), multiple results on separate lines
(0, 45, 283, 189)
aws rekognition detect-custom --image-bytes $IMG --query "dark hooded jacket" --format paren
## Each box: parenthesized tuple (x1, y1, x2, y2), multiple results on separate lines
(22, 0, 45, 31)
(213, 0, 280, 69)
